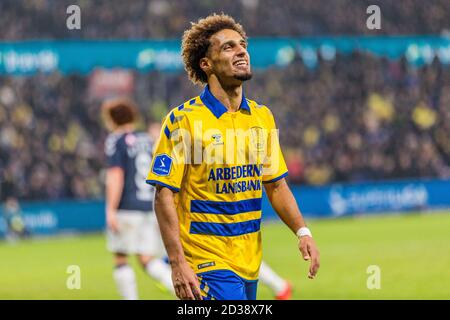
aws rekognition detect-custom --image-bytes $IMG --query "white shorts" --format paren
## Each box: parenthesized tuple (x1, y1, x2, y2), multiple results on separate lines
(106, 210, 166, 256)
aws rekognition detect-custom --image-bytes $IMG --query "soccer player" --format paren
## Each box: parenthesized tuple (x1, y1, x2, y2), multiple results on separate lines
(259, 262, 292, 300)
(1, 197, 30, 241)
(148, 121, 293, 300)
(146, 14, 320, 300)
(102, 98, 174, 300)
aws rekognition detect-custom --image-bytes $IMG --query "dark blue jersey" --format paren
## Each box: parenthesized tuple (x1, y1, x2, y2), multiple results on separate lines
(105, 130, 154, 212)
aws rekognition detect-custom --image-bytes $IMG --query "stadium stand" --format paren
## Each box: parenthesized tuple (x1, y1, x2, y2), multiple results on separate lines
(0, 0, 449, 40)
(1, 51, 449, 200)
(1, 0, 449, 200)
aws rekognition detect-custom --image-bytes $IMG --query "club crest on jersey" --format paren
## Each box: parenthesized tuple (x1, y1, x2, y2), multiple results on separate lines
(250, 126, 266, 152)
(152, 154, 173, 176)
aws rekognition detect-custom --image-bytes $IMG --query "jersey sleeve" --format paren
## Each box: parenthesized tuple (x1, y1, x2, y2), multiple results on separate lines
(105, 134, 126, 169)
(145, 109, 188, 192)
(262, 108, 288, 183)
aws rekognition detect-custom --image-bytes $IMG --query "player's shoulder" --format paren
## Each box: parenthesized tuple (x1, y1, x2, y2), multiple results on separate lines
(246, 98, 274, 118)
(128, 130, 150, 141)
(165, 96, 204, 126)
(104, 132, 125, 156)
(133, 130, 150, 139)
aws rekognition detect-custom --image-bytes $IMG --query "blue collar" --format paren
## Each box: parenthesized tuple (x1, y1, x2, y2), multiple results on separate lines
(200, 85, 251, 118)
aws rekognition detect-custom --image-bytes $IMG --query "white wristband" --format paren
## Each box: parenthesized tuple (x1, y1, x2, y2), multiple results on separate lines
(296, 227, 312, 238)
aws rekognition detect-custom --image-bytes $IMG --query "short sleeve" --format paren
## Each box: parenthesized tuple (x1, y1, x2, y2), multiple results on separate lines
(145, 109, 187, 192)
(262, 109, 288, 183)
(105, 134, 126, 169)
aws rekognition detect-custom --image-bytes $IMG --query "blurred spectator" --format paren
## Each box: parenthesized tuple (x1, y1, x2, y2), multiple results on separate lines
(1, 197, 30, 241)
(1, 52, 450, 200)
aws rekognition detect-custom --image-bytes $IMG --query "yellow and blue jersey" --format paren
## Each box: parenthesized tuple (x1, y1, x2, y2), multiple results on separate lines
(146, 85, 287, 281)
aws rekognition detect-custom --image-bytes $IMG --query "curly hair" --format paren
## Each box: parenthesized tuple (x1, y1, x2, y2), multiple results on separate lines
(181, 13, 247, 85)
(101, 97, 138, 128)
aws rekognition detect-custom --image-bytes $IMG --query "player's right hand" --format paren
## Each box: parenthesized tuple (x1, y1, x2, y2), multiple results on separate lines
(106, 210, 119, 233)
(171, 261, 203, 300)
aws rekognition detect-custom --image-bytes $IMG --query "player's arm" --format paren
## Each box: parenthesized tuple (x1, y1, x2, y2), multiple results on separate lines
(104, 135, 126, 233)
(264, 179, 320, 279)
(262, 108, 320, 278)
(146, 110, 201, 300)
(154, 186, 202, 300)
(105, 166, 124, 233)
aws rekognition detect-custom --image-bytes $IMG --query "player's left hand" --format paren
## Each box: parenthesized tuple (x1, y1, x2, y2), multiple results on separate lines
(106, 209, 119, 233)
(298, 236, 320, 279)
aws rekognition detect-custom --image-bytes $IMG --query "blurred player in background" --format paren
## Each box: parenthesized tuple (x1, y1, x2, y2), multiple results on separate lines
(102, 98, 174, 300)
(148, 121, 293, 300)
(1, 197, 30, 242)
(260, 262, 292, 300)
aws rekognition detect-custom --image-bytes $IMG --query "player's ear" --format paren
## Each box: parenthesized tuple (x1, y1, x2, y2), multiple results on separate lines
(199, 57, 211, 74)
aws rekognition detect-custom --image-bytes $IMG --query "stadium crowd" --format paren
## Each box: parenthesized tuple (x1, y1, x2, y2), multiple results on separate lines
(1, 51, 450, 200)
(1, 1, 450, 200)
(1, 0, 449, 40)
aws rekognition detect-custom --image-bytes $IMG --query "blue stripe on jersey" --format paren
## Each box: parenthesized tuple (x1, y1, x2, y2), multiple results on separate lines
(263, 171, 288, 184)
(164, 126, 170, 139)
(169, 112, 175, 124)
(177, 104, 184, 111)
(190, 198, 262, 215)
(146, 180, 180, 192)
(189, 99, 196, 105)
(190, 219, 261, 237)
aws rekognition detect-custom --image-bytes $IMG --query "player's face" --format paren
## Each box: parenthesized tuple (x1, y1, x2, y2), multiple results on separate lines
(207, 29, 252, 84)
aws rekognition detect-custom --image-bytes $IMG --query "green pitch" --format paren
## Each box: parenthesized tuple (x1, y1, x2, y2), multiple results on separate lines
(0, 211, 449, 299)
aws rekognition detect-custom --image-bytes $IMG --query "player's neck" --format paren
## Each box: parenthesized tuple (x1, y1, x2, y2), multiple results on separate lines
(114, 123, 135, 134)
(208, 79, 242, 113)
